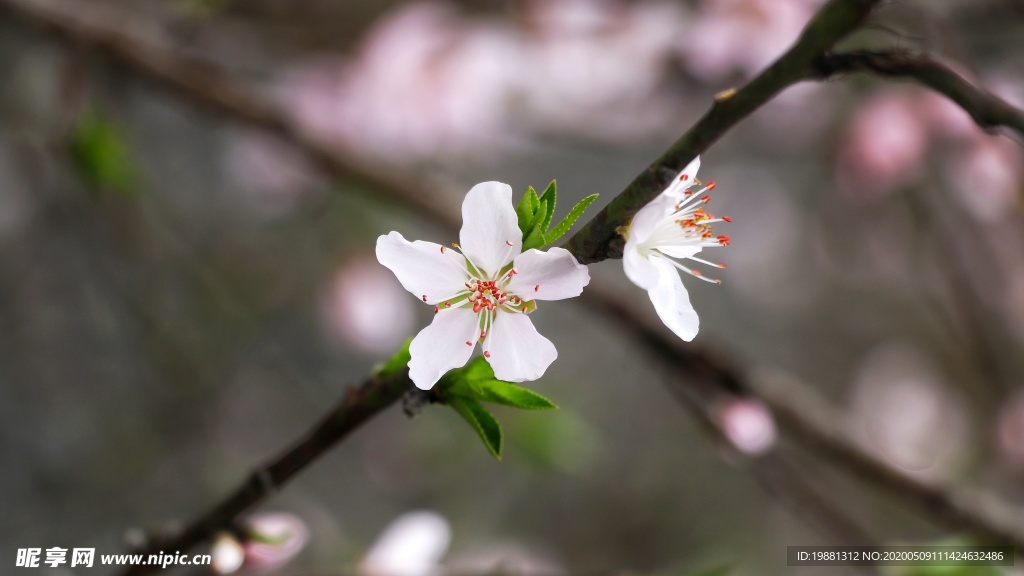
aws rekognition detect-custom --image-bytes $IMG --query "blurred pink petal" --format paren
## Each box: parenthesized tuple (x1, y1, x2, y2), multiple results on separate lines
(718, 398, 777, 455)
(849, 344, 967, 478)
(324, 258, 416, 356)
(243, 512, 309, 572)
(838, 92, 928, 198)
(681, 0, 819, 83)
(947, 135, 1022, 222)
(277, 0, 691, 158)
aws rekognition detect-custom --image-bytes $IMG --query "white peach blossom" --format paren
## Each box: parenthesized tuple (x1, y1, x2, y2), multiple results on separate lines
(622, 157, 730, 341)
(377, 182, 589, 389)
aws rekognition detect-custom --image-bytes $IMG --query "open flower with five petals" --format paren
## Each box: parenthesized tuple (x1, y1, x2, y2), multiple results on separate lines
(377, 182, 590, 390)
(622, 156, 731, 342)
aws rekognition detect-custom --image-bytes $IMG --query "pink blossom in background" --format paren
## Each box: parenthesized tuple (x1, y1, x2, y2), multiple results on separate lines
(277, 0, 691, 161)
(718, 398, 777, 455)
(243, 512, 309, 572)
(849, 344, 967, 479)
(323, 258, 416, 356)
(515, 0, 687, 140)
(946, 134, 1022, 221)
(838, 91, 929, 198)
(680, 0, 820, 83)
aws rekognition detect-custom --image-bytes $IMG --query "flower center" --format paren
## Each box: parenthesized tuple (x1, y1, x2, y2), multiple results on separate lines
(639, 178, 732, 284)
(434, 240, 536, 356)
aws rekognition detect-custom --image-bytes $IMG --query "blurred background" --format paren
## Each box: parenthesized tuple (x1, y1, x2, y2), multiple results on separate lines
(1, 0, 1024, 574)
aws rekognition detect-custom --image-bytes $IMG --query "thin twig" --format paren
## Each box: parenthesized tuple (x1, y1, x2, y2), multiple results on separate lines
(126, 368, 413, 575)
(814, 49, 1024, 139)
(563, 0, 885, 262)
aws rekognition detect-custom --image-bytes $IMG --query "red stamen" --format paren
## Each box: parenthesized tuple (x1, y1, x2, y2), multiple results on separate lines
(473, 300, 483, 313)
(422, 295, 427, 302)
(484, 351, 491, 358)
(706, 181, 716, 190)
(480, 331, 486, 339)
(505, 240, 513, 246)
(717, 235, 731, 246)
(701, 196, 710, 204)
(534, 285, 540, 292)
(722, 215, 733, 223)
(434, 305, 439, 314)
(440, 246, 447, 253)
(680, 174, 689, 181)
(465, 341, 473, 346)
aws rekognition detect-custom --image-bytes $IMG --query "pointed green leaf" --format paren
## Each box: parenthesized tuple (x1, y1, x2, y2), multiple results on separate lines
(515, 185, 539, 234)
(449, 396, 502, 459)
(521, 220, 547, 252)
(544, 194, 598, 245)
(376, 339, 411, 378)
(468, 380, 557, 410)
(538, 181, 557, 231)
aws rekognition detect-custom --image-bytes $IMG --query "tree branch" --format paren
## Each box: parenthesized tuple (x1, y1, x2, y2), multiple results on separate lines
(815, 49, 1024, 139)
(562, 0, 883, 263)
(584, 290, 1024, 551)
(122, 367, 414, 576)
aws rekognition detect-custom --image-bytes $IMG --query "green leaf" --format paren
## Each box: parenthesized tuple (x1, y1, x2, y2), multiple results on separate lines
(449, 396, 502, 459)
(466, 380, 556, 410)
(544, 194, 598, 245)
(376, 339, 411, 378)
(515, 185, 539, 234)
(521, 220, 547, 252)
(538, 181, 557, 231)
(73, 111, 138, 196)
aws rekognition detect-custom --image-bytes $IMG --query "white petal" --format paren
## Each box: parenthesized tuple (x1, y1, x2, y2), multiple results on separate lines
(376, 232, 468, 304)
(663, 155, 701, 197)
(647, 257, 700, 342)
(506, 248, 590, 302)
(656, 244, 702, 259)
(408, 307, 480, 390)
(623, 236, 661, 290)
(459, 181, 522, 277)
(483, 313, 557, 382)
(627, 193, 677, 246)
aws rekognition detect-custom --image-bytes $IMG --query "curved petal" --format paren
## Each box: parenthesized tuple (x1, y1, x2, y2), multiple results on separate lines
(408, 307, 481, 390)
(483, 312, 556, 382)
(623, 237, 660, 290)
(647, 257, 700, 342)
(656, 244, 702, 259)
(663, 156, 701, 198)
(376, 232, 468, 304)
(627, 193, 676, 246)
(459, 182, 522, 277)
(506, 248, 590, 301)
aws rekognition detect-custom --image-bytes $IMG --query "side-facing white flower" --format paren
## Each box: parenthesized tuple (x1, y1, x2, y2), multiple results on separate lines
(622, 156, 731, 341)
(377, 182, 590, 390)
